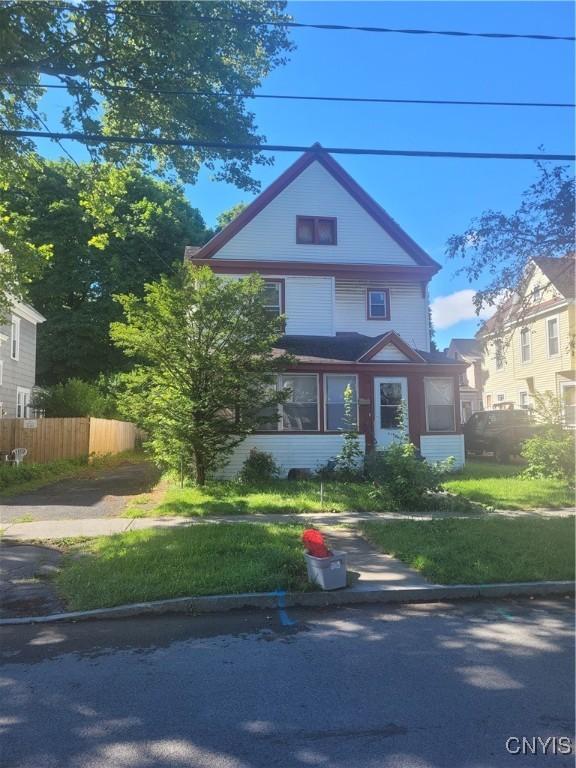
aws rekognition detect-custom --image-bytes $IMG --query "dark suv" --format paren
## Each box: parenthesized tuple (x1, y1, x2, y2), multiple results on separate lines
(463, 410, 545, 461)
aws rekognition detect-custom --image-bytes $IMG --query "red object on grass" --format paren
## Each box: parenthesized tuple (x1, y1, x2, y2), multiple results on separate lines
(302, 529, 332, 558)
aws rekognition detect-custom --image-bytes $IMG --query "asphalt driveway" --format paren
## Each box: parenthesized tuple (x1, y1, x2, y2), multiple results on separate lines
(0, 461, 161, 523)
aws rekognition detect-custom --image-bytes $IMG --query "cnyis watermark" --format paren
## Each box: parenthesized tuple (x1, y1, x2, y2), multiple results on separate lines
(505, 736, 573, 756)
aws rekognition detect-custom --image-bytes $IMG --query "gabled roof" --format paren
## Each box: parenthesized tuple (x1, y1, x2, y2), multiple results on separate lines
(273, 333, 460, 365)
(358, 331, 425, 363)
(533, 253, 575, 299)
(446, 338, 482, 359)
(191, 144, 439, 269)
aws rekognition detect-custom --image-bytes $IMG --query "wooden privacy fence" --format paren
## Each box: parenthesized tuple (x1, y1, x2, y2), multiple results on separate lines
(0, 417, 142, 464)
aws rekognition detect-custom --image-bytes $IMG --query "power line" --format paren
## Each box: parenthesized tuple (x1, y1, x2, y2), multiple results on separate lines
(26, 4, 576, 42)
(2, 81, 573, 110)
(2, 130, 574, 161)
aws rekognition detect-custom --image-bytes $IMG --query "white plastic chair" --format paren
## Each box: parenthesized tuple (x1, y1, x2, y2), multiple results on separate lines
(9, 448, 28, 466)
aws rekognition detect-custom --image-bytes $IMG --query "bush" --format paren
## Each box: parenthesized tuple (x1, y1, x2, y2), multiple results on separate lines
(365, 442, 450, 511)
(33, 378, 117, 418)
(0, 457, 88, 492)
(239, 448, 280, 483)
(521, 428, 575, 481)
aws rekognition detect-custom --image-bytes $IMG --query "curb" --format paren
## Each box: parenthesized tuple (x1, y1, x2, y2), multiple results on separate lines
(0, 581, 573, 625)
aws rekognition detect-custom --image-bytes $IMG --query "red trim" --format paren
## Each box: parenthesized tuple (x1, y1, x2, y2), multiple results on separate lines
(286, 361, 468, 375)
(366, 287, 391, 321)
(189, 145, 439, 269)
(358, 331, 426, 363)
(296, 216, 337, 245)
(189, 258, 436, 281)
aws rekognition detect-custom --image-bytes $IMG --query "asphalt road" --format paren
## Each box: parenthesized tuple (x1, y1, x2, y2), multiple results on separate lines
(1, 598, 574, 768)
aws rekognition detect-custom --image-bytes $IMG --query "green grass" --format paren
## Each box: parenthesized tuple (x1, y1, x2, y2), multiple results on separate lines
(444, 461, 574, 510)
(56, 523, 311, 610)
(361, 517, 575, 584)
(0, 451, 146, 497)
(123, 479, 384, 517)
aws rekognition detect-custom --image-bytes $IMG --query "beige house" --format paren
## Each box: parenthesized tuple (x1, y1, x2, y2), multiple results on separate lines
(478, 254, 575, 426)
(445, 339, 483, 423)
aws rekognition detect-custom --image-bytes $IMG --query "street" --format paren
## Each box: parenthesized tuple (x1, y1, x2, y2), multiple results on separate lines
(1, 598, 574, 767)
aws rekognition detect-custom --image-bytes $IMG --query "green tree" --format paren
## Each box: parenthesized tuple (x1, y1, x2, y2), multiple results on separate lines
(32, 378, 117, 418)
(111, 264, 291, 484)
(447, 163, 574, 317)
(0, 158, 209, 382)
(214, 202, 248, 233)
(0, 1, 293, 189)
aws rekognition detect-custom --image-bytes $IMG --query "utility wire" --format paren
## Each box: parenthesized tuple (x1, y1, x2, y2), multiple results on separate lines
(2, 81, 573, 110)
(2, 130, 574, 161)
(27, 4, 576, 42)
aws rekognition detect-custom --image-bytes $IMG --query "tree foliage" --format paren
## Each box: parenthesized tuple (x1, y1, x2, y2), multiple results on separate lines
(213, 201, 248, 233)
(446, 163, 575, 315)
(0, 1, 293, 189)
(111, 265, 291, 484)
(0, 158, 209, 382)
(32, 377, 117, 418)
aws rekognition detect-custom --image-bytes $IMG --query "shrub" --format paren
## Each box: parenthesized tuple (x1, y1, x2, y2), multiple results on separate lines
(333, 384, 364, 480)
(365, 442, 449, 511)
(33, 378, 117, 418)
(521, 428, 575, 481)
(239, 448, 280, 483)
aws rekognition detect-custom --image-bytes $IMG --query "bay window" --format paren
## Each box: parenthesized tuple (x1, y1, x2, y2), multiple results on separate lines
(325, 375, 358, 431)
(425, 378, 456, 432)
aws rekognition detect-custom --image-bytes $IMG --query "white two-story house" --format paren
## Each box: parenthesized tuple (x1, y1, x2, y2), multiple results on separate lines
(187, 145, 466, 476)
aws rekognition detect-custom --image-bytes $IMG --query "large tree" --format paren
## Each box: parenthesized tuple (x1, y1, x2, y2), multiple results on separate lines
(1, 158, 208, 382)
(111, 265, 290, 484)
(446, 163, 575, 316)
(0, 1, 293, 189)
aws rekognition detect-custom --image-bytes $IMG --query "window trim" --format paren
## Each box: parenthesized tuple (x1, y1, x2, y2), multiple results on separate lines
(520, 327, 531, 364)
(296, 216, 337, 246)
(0, 360, 3, 386)
(424, 377, 456, 433)
(324, 374, 359, 433)
(10, 315, 20, 361)
(262, 278, 285, 318)
(260, 373, 320, 433)
(518, 390, 530, 410)
(16, 386, 31, 418)
(546, 314, 560, 358)
(366, 288, 391, 321)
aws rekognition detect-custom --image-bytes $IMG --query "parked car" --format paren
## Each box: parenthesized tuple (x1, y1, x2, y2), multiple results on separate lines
(462, 410, 547, 461)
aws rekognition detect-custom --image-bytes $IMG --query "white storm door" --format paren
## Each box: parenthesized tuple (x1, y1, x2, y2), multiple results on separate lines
(374, 377, 408, 448)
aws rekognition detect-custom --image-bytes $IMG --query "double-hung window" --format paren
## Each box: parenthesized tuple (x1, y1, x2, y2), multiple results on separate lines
(425, 378, 456, 432)
(520, 328, 531, 363)
(547, 317, 559, 356)
(16, 387, 30, 418)
(296, 216, 337, 245)
(262, 280, 283, 319)
(367, 289, 390, 320)
(494, 339, 504, 369)
(10, 315, 20, 361)
(260, 375, 319, 431)
(325, 375, 358, 431)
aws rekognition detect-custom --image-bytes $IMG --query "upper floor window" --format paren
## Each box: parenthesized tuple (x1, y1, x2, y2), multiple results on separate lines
(532, 285, 543, 304)
(494, 339, 504, 369)
(547, 317, 559, 356)
(520, 327, 531, 363)
(296, 216, 337, 245)
(262, 280, 284, 319)
(367, 289, 390, 320)
(10, 315, 20, 361)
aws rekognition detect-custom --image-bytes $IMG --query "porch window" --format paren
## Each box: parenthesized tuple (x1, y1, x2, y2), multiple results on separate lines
(367, 289, 390, 320)
(379, 382, 404, 429)
(520, 327, 531, 363)
(296, 216, 337, 245)
(262, 280, 283, 319)
(425, 378, 455, 432)
(547, 317, 559, 356)
(260, 375, 319, 431)
(325, 375, 358, 431)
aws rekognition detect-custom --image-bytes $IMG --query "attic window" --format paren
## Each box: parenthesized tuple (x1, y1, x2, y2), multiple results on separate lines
(296, 216, 337, 245)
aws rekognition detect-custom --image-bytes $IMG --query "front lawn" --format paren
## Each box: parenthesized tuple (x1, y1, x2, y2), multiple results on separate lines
(123, 479, 382, 517)
(444, 461, 574, 509)
(361, 517, 575, 584)
(56, 523, 310, 610)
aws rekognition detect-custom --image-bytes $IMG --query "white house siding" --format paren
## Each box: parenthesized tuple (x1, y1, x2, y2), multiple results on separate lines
(285, 276, 334, 335)
(216, 434, 366, 479)
(419, 434, 465, 468)
(335, 280, 429, 349)
(214, 161, 417, 266)
(371, 345, 411, 362)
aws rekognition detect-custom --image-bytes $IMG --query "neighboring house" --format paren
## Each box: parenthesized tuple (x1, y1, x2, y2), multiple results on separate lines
(185, 144, 467, 477)
(478, 253, 575, 426)
(0, 300, 46, 418)
(445, 338, 483, 423)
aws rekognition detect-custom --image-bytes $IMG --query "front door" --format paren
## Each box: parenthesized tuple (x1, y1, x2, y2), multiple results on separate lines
(373, 377, 408, 448)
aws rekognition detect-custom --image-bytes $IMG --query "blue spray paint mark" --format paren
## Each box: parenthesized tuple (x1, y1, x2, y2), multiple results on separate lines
(275, 589, 298, 627)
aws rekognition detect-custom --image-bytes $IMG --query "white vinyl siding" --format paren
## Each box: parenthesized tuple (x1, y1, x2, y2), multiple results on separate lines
(420, 435, 465, 468)
(334, 280, 429, 349)
(284, 276, 334, 335)
(214, 161, 418, 265)
(371, 345, 411, 361)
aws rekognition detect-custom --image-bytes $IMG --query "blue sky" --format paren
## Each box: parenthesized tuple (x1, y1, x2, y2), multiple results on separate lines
(34, 1, 575, 348)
